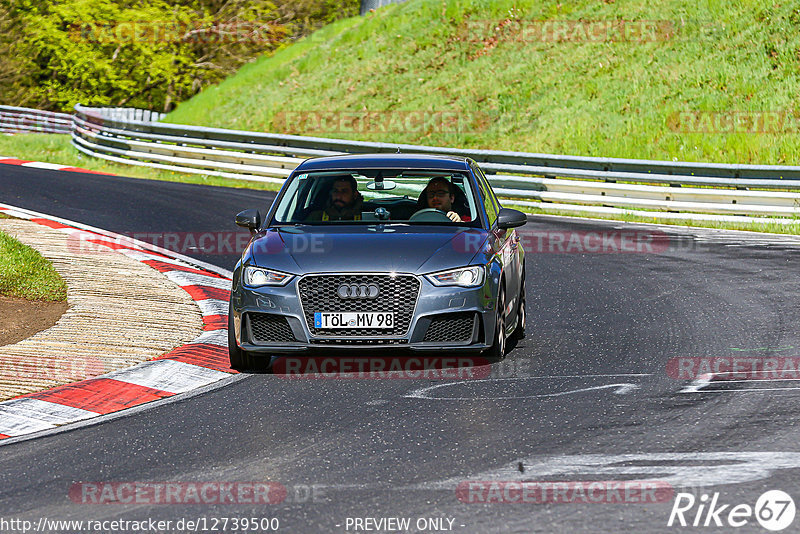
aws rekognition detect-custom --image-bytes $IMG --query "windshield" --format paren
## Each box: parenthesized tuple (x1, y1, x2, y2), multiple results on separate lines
(271, 169, 481, 226)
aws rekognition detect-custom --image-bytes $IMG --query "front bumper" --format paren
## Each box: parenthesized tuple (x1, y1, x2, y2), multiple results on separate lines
(231, 272, 497, 356)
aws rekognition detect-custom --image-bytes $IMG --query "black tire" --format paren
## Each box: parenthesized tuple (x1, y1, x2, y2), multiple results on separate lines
(228, 304, 247, 370)
(228, 303, 271, 372)
(484, 285, 507, 361)
(512, 270, 526, 340)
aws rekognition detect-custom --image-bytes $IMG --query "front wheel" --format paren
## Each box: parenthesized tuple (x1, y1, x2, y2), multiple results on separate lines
(228, 304, 246, 370)
(484, 286, 507, 361)
(228, 304, 270, 372)
(512, 271, 526, 340)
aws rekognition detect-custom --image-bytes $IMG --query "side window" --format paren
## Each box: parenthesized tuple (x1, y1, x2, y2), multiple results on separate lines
(475, 164, 502, 214)
(472, 163, 497, 227)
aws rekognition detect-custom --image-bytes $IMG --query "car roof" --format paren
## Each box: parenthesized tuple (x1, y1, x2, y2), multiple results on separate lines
(294, 153, 472, 172)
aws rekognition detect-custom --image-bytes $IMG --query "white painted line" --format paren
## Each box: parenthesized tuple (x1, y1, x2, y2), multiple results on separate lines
(20, 161, 67, 170)
(611, 384, 639, 394)
(416, 452, 800, 491)
(191, 329, 227, 347)
(683, 386, 800, 394)
(679, 373, 714, 393)
(493, 373, 652, 378)
(105, 360, 230, 394)
(680, 373, 800, 394)
(165, 271, 231, 290)
(406, 378, 641, 401)
(0, 398, 99, 424)
(0, 374, 249, 446)
(0, 411, 56, 436)
(196, 299, 229, 317)
(0, 209, 34, 219)
(58, 228, 142, 248)
(0, 202, 233, 278)
(0, 203, 241, 443)
(513, 200, 800, 225)
(694, 378, 800, 384)
(118, 249, 186, 264)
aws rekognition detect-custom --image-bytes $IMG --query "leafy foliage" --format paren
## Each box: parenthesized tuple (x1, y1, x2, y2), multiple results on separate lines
(0, 0, 359, 112)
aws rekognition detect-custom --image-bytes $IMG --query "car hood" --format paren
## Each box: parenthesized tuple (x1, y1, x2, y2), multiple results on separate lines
(249, 225, 488, 274)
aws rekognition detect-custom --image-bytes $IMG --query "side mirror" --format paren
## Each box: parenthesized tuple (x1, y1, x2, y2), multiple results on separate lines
(497, 208, 527, 229)
(235, 209, 261, 234)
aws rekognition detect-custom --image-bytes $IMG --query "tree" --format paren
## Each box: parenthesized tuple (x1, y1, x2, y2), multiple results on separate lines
(0, 0, 357, 112)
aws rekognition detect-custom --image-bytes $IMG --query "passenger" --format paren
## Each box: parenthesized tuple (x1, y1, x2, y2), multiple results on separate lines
(420, 177, 465, 222)
(306, 176, 364, 221)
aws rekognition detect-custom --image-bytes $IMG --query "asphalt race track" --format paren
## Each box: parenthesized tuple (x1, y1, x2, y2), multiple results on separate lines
(3, 166, 800, 533)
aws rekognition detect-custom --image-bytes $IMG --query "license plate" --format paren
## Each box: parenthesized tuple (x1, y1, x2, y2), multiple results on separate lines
(314, 312, 394, 329)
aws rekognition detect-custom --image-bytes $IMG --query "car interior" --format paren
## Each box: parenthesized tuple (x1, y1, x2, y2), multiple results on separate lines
(287, 172, 475, 223)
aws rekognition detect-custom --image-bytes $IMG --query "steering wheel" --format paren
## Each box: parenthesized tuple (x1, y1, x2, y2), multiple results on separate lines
(409, 208, 452, 223)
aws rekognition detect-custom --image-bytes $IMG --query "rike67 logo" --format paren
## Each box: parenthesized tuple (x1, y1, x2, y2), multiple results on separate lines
(668, 490, 796, 531)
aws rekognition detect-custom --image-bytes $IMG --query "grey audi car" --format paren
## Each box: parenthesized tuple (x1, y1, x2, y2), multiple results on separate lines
(229, 153, 527, 370)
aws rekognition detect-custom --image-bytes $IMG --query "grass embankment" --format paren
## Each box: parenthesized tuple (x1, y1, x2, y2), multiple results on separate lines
(162, 0, 800, 234)
(0, 228, 67, 302)
(6, 0, 800, 234)
(166, 0, 800, 166)
(0, 134, 281, 191)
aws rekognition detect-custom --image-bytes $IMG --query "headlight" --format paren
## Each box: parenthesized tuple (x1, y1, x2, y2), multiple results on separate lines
(425, 266, 485, 287)
(243, 266, 294, 287)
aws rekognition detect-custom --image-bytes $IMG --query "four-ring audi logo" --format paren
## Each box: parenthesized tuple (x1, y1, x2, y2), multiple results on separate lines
(337, 283, 379, 299)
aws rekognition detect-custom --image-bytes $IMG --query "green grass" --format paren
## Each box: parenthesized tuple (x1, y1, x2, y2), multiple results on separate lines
(0, 229, 67, 301)
(5, 132, 800, 236)
(8, 0, 800, 235)
(166, 0, 800, 166)
(0, 134, 282, 191)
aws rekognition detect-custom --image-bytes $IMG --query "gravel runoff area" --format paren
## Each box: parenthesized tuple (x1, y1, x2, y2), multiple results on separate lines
(0, 217, 204, 400)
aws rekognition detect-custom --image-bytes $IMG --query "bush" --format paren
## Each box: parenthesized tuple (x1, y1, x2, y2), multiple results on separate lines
(0, 0, 359, 112)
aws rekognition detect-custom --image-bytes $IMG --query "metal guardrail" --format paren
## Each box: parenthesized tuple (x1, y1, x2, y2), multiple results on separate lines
(0, 106, 72, 134)
(83, 107, 167, 123)
(69, 104, 800, 217)
(7, 104, 800, 218)
(360, 0, 409, 16)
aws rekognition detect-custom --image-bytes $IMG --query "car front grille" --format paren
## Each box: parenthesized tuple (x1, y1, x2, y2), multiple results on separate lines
(248, 312, 296, 343)
(298, 274, 420, 337)
(423, 312, 476, 343)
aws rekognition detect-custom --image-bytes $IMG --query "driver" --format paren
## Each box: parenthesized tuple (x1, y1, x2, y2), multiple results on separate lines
(421, 177, 464, 222)
(306, 176, 364, 221)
